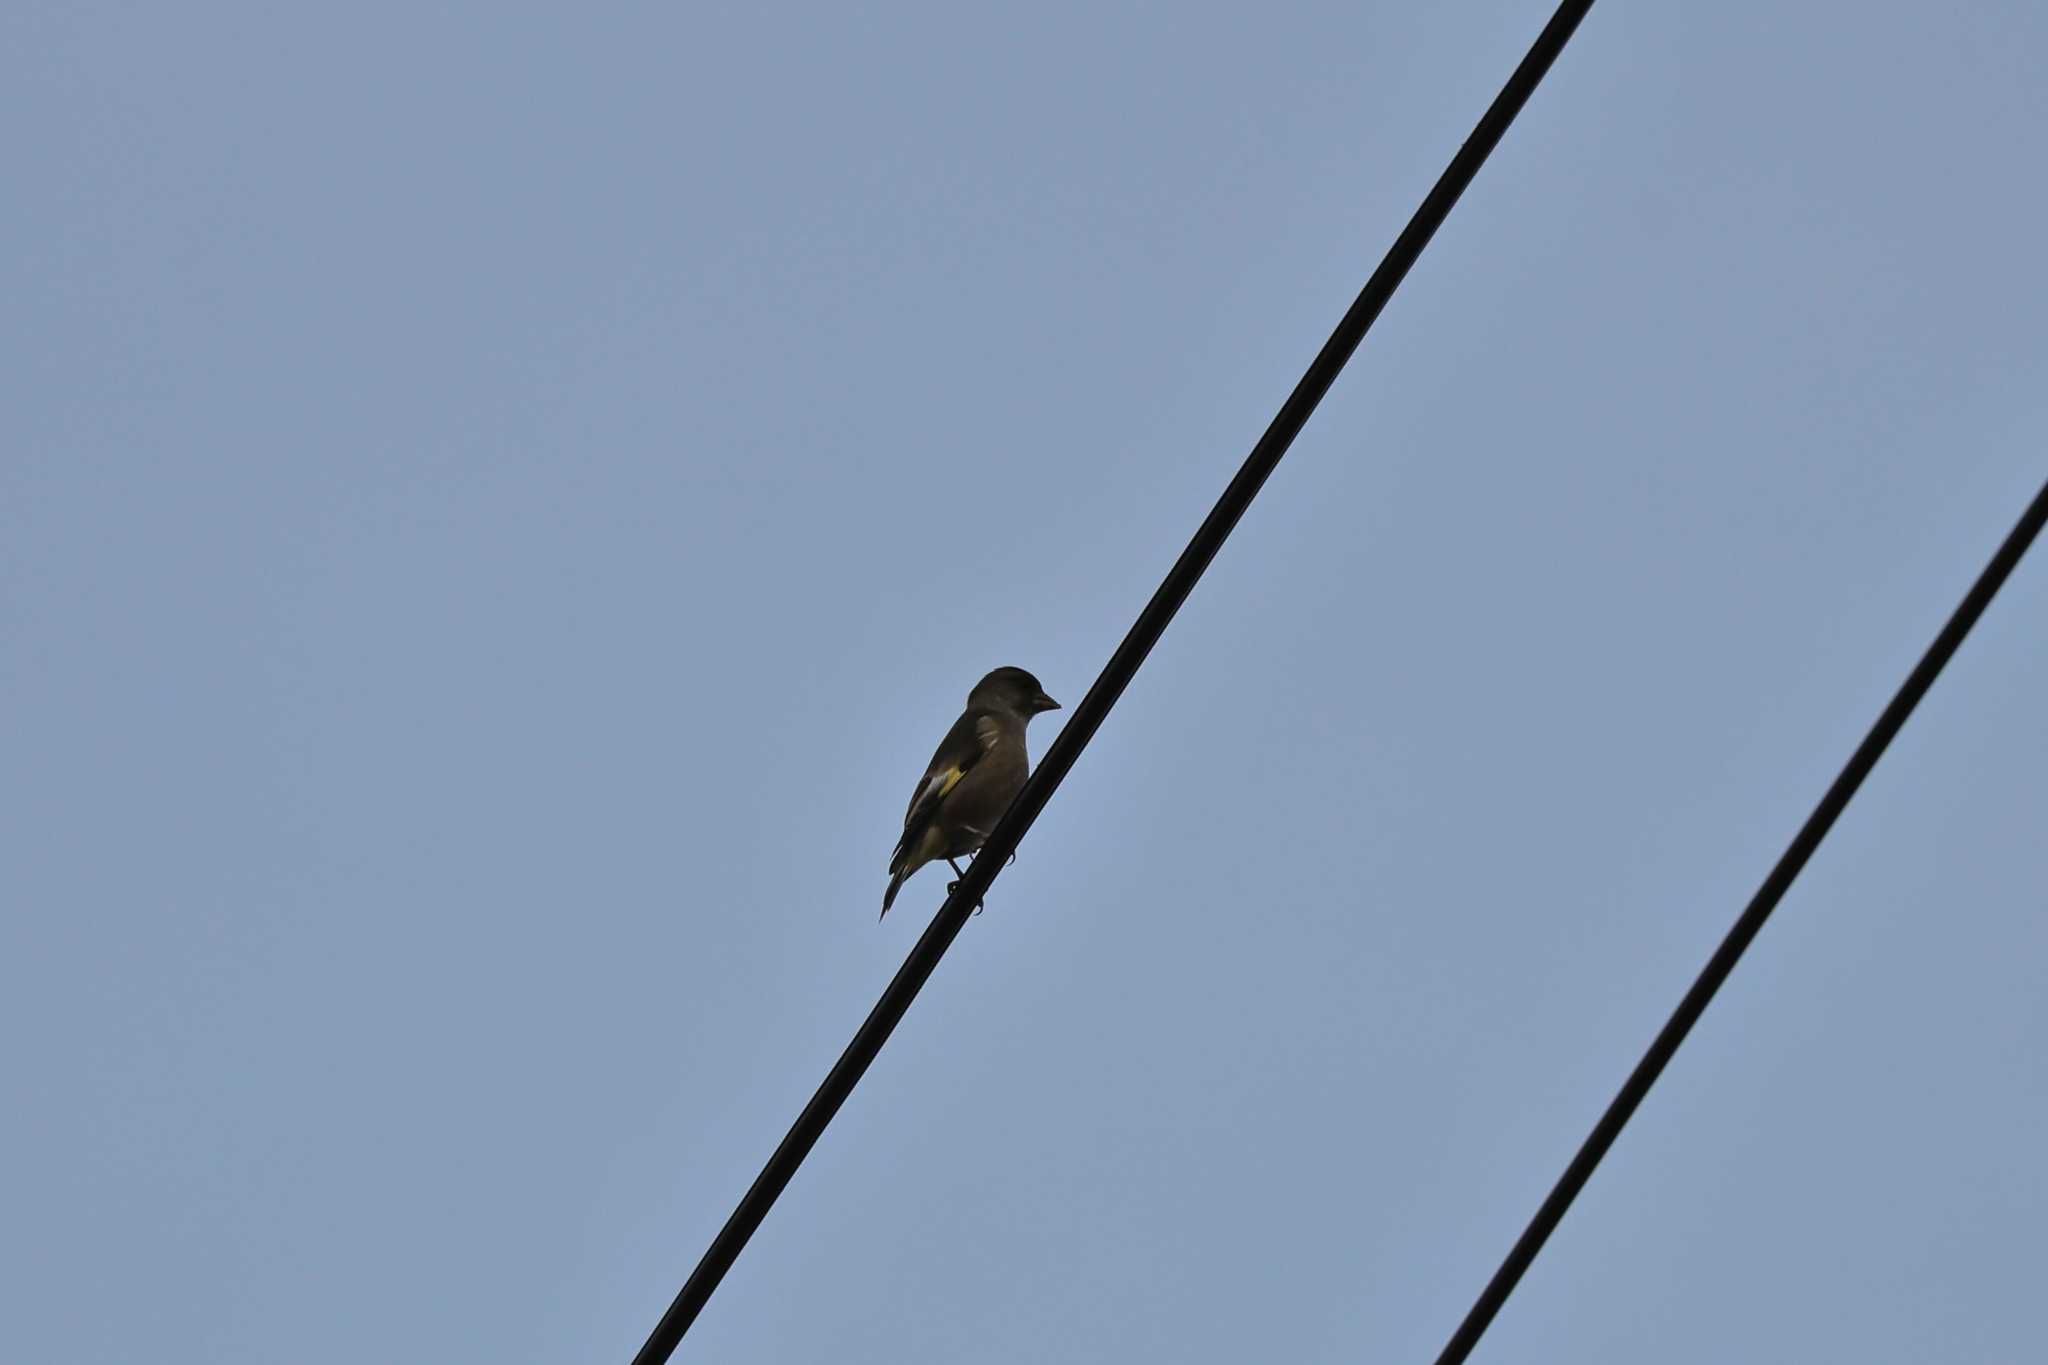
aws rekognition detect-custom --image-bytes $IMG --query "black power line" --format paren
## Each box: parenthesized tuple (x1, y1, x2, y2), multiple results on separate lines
(630, 2, 1599, 1359)
(1433, 476, 2048, 1365)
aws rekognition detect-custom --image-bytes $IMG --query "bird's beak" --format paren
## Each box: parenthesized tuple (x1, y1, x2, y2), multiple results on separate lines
(1032, 693, 1061, 713)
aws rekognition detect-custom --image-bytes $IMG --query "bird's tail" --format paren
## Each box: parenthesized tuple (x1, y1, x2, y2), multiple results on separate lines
(881, 867, 907, 920)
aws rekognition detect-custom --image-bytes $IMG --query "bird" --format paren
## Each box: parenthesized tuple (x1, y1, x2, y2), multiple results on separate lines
(882, 666, 1061, 918)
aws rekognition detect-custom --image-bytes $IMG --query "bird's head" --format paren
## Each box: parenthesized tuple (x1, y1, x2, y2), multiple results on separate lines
(969, 666, 1061, 719)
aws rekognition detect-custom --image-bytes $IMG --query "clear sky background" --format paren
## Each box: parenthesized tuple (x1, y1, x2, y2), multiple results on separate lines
(7, 3, 2045, 1362)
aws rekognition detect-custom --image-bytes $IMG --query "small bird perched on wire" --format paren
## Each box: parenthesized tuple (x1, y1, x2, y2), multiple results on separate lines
(882, 666, 1061, 918)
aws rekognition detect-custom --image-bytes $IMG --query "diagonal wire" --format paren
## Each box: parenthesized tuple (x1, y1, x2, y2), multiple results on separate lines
(1433, 474, 2048, 1365)
(632, 2, 1599, 1359)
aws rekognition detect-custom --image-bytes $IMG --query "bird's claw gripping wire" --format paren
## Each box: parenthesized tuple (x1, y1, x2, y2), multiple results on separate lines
(946, 857, 988, 915)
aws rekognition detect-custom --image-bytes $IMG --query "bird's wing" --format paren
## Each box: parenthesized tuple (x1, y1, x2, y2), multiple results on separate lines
(890, 710, 1000, 871)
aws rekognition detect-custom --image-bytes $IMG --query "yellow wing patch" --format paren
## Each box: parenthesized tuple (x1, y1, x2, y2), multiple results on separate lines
(905, 765, 965, 832)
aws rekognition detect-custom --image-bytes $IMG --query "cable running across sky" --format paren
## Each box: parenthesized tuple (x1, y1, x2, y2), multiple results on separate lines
(630, 3, 1602, 1359)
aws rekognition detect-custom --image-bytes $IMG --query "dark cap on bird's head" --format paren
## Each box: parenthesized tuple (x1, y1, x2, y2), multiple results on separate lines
(969, 666, 1060, 716)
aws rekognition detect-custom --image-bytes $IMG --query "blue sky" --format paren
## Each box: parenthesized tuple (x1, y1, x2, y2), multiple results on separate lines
(6, 3, 2045, 1361)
